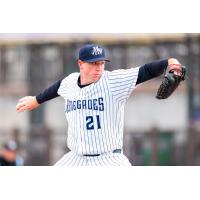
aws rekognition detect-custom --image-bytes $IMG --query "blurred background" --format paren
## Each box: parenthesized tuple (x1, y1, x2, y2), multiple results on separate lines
(0, 33, 199, 166)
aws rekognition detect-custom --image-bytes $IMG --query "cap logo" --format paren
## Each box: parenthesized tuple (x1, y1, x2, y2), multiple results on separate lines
(91, 46, 103, 56)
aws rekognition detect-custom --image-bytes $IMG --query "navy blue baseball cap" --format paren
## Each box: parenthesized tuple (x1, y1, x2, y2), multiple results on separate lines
(79, 44, 110, 63)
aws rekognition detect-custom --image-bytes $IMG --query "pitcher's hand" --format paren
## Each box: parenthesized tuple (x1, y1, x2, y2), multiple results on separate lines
(16, 96, 40, 112)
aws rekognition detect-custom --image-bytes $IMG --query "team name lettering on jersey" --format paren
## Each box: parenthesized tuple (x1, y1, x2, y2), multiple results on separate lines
(65, 97, 104, 113)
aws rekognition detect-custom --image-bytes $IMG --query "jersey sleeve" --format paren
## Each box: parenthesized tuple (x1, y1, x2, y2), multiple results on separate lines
(57, 73, 79, 98)
(107, 67, 140, 101)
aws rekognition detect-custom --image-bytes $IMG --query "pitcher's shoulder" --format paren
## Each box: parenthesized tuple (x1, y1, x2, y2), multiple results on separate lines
(61, 72, 80, 83)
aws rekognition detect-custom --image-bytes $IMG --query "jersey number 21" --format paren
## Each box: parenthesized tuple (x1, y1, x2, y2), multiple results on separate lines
(86, 115, 101, 130)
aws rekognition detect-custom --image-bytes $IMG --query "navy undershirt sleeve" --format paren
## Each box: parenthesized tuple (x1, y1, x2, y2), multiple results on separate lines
(35, 76, 90, 104)
(36, 79, 62, 104)
(136, 59, 168, 85)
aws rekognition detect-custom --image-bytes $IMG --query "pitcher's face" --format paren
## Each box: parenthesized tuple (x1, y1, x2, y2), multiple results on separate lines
(78, 60, 105, 84)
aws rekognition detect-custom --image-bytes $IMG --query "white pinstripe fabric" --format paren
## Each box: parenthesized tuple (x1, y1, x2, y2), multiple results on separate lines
(57, 67, 139, 166)
(54, 151, 131, 166)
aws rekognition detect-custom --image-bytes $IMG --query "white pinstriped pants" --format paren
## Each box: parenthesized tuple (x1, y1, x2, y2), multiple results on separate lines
(54, 151, 132, 166)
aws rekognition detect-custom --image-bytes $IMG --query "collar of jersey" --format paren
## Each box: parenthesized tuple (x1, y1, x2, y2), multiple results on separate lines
(77, 76, 92, 88)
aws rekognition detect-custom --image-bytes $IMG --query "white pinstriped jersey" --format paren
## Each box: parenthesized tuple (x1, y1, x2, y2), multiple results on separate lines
(57, 67, 140, 155)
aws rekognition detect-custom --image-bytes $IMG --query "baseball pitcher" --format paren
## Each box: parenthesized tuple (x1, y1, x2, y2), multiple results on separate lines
(16, 44, 186, 166)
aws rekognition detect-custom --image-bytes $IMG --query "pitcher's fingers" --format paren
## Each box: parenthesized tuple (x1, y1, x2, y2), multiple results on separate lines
(16, 102, 27, 111)
(173, 71, 182, 76)
(16, 102, 24, 109)
(17, 105, 29, 112)
(169, 64, 181, 71)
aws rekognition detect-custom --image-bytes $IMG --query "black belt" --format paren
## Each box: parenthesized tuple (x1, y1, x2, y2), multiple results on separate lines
(83, 149, 122, 157)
